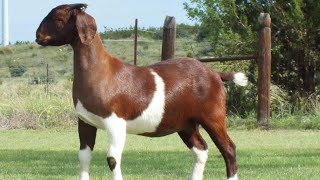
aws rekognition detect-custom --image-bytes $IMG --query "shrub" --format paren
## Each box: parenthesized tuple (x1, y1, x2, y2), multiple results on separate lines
(8, 64, 27, 77)
(0, 48, 13, 55)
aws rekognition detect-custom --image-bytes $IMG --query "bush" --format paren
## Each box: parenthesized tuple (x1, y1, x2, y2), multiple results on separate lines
(0, 48, 13, 55)
(8, 64, 27, 77)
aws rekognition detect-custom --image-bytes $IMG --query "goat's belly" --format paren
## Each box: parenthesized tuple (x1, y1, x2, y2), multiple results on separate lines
(76, 100, 164, 134)
(126, 116, 162, 134)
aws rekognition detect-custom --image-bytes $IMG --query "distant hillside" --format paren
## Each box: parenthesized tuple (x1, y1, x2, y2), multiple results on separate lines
(100, 24, 200, 40)
(0, 33, 205, 85)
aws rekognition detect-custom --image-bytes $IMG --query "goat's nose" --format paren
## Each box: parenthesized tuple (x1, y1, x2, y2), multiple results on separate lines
(35, 33, 41, 43)
(36, 30, 40, 38)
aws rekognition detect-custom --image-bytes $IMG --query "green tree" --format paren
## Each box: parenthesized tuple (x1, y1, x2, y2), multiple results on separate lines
(184, 0, 320, 98)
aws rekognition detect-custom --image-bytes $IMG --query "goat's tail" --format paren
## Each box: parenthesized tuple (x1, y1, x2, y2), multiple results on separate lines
(219, 72, 248, 86)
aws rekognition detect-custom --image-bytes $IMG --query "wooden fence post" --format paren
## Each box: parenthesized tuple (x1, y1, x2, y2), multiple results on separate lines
(161, 16, 176, 61)
(257, 13, 271, 129)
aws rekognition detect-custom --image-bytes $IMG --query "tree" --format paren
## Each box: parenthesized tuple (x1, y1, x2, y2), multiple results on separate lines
(184, 0, 320, 98)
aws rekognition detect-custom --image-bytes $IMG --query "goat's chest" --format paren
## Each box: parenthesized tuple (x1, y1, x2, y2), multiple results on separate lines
(75, 71, 166, 134)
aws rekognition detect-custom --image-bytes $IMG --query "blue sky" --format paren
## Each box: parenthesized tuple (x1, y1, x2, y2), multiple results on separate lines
(0, 0, 194, 43)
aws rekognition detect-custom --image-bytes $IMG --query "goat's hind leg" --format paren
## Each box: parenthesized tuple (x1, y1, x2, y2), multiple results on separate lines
(201, 115, 238, 180)
(178, 124, 208, 180)
(78, 119, 97, 180)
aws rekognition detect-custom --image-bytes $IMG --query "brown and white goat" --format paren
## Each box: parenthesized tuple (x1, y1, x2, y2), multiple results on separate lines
(36, 4, 247, 180)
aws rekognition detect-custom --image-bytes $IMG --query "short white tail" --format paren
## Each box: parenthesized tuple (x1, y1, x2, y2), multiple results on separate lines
(233, 72, 248, 86)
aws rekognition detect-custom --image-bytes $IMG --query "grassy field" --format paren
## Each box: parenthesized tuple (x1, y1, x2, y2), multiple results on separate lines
(0, 129, 319, 180)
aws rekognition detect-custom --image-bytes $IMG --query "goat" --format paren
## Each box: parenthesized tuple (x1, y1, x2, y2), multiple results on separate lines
(36, 4, 247, 180)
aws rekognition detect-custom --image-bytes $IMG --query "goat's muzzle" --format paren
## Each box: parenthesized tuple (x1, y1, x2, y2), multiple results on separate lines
(35, 32, 51, 46)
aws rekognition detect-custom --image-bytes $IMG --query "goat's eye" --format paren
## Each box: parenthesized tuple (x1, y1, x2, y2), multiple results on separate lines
(55, 19, 64, 29)
(55, 19, 64, 23)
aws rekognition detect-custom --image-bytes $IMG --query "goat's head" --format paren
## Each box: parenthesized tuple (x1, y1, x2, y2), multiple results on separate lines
(36, 4, 97, 46)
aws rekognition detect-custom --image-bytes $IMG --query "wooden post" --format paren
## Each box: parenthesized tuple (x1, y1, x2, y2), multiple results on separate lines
(257, 13, 271, 129)
(134, 18, 138, 65)
(161, 16, 176, 61)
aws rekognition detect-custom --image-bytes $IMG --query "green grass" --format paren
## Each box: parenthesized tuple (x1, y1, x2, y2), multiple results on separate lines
(0, 81, 76, 129)
(0, 130, 319, 179)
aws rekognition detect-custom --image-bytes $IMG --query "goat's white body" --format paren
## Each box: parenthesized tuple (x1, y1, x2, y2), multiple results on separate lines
(76, 70, 166, 134)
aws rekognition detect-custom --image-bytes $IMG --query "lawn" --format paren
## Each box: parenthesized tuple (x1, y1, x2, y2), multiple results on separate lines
(0, 129, 319, 180)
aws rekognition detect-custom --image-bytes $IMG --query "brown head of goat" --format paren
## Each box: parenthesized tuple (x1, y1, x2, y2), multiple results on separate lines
(36, 4, 245, 180)
(36, 3, 96, 46)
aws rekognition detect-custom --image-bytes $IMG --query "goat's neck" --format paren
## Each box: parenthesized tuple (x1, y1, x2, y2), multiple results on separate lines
(71, 34, 116, 105)
(70, 34, 124, 106)
(71, 34, 111, 72)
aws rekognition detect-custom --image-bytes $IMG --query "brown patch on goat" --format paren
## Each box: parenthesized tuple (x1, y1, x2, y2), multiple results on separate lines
(78, 119, 97, 150)
(107, 157, 117, 171)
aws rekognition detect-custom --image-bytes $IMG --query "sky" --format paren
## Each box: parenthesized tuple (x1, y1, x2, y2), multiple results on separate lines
(0, 0, 195, 43)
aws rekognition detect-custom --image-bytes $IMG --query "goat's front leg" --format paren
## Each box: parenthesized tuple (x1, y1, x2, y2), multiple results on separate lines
(104, 114, 127, 180)
(78, 119, 97, 180)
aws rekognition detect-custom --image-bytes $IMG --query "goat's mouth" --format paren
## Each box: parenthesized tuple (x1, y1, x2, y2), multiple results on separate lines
(35, 38, 49, 46)
(35, 35, 52, 46)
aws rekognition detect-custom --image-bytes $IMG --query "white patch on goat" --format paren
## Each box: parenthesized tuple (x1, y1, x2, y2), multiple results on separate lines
(75, 70, 165, 134)
(78, 146, 91, 180)
(76, 101, 106, 129)
(190, 147, 208, 180)
(233, 72, 248, 86)
(228, 174, 238, 180)
(126, 70, 165, 134)
(104, 114, 126, 180)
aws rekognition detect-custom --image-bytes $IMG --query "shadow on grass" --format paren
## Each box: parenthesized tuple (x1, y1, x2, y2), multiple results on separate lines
(238, 148, 320, 169)
(0, 149, 78, 177)
(0, 149, 225, 179)
(1, 148, 319, 179)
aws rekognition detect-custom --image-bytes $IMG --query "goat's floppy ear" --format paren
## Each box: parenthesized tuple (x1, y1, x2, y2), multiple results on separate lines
(75, 11, 97, 44)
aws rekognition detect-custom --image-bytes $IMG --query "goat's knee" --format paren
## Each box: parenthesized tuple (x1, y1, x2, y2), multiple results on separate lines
(107, 156, 117, 171)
